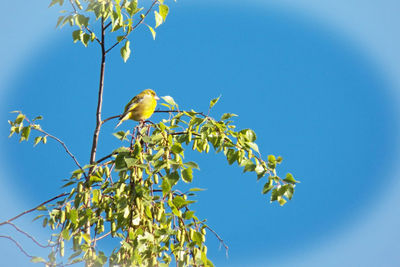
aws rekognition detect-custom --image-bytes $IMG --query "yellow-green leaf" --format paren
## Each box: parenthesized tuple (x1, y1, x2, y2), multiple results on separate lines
(120, 40, 131, 62)
(159, 4, 169, 21)
(154, 11, 163, 28)
(147, 25, 156, 40)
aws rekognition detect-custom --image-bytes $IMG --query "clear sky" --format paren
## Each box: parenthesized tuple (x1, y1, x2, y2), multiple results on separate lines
(1, 1, 400, 266)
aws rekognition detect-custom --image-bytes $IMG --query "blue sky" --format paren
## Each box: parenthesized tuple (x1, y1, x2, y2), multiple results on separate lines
(1, 1, 400, 266)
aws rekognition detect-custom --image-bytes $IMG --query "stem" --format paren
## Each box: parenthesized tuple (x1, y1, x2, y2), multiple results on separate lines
(5, 222, 53, 248)
(0, 193, 68, 226)
(86, 17, 107, 267)
(89, 17, 106, 168)
(0, 235, 33, 258)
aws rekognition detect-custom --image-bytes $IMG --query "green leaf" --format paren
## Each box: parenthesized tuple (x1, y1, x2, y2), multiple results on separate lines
(247, 142, 259, 153)
(69, 209, 78, 225)
(56, 16, 65, 27)
(262, 180, 273, 194)
(192, 231, 203, 246)
(62, 228, 70, 240)
(189, 188, 205, 192)
(36, 205, 47, 211)
(159, 4, 169, 21)
(21, 126, 31, 141)
(31, 257, 46, 263)
(184, 161, 200, 170)
(113, 130, 129, 141)
(161, 178, 171, 195)
(15, 113, 25, 124)
(49, 0, 63, 8)
(278, 196, 287, 206)
(240, 129, 256, 142)
(121, 40, 131, 62)
(242, 159, 256, 173)
(183, 210, 195, 220)
(147, 25, 156, 40)
(209, 96, 221, 109)
(75, 14, 89, 27)
(33, 136, 42, 147)
(226, 149, 238, 165)
(171, 143, 183, 154)
(154, 10, 163, 28)
(72, 30, 82, 43)
(255, 165, 267, 180)
(181, 168, 193, 183)
(89, 175, 103, 183)
(127, 0, 139, 16)
(82, 33, 90, 47)
(172, 196, 186, 209)
(166, 171, 179, 186)
(283, 173, 299, 184)
(92, 189, 100, 203)
(161, 95, 177, 106)
(284, 185, 294, 200)
(220, 113, 237, 121)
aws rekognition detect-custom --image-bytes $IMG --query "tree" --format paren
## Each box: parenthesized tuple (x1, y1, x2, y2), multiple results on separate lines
(2, 0, 299, 266)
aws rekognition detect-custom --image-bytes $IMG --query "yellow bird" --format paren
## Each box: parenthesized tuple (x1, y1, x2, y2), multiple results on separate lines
(116, 89, 160, 128)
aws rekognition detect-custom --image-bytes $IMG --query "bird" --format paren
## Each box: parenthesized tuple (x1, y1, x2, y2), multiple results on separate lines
(116, 89, 160, 128)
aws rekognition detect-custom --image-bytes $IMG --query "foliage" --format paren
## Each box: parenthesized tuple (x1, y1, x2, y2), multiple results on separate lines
(50, 0, 171, 61)
(3, 0, 299, 266)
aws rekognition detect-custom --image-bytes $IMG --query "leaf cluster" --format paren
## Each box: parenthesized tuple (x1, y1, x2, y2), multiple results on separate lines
(50, 0, 172, 61)
(8, 96, 298, 266)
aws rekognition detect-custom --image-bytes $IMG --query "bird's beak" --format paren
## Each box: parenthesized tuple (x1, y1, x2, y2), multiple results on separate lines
(155, 95, 160, 100)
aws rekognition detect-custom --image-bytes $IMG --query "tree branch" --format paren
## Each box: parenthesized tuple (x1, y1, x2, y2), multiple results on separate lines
(89, 17, 107, 168)
(22, 116, 87, 178)
(0, 235, 33, 258)
(0, 193, 68, 226)
(204, 225, 229, 257)
(102, 115, 120, 124)
(33, 125, 87, 179)
(5, 222, 53, 248)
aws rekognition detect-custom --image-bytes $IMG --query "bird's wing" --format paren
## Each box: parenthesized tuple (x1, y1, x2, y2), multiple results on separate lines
(121, 95, 144, 117)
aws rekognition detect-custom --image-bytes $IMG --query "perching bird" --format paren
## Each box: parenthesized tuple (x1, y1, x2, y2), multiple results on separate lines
(116, 89, 160, 128)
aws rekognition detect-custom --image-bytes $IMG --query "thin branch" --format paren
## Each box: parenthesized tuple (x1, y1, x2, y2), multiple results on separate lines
(0, 235, 33, 258)
(23, 116, 87, 178)
(95, 152, 117, 164)
(34, 126, 87, 179)
(89, 17, 107, 168)
(5, 222, 52, 248)
(0, 193, 68, 226)
(102, 115, 120, 124)
(105, 0, 159, 54)
(93, 231, 111, 243)
(205, 225, 229, 257)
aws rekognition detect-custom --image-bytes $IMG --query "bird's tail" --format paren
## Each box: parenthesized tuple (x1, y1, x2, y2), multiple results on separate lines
(115, 118, 123, 129)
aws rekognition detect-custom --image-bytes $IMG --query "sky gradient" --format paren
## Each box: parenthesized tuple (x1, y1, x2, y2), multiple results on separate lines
(1, 1, 400, 266)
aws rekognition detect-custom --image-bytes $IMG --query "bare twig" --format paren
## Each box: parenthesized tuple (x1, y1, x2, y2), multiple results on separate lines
(95, 152, 117, 164)
(5, 222, 52, 248)
(0, 235, 33, 258)
(93, 231, 111, 243)
(102, 115, 120, 124)
(0, 193, 68, 226)
(204, 225, 229, 257)
(33, 126, 87, 179)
